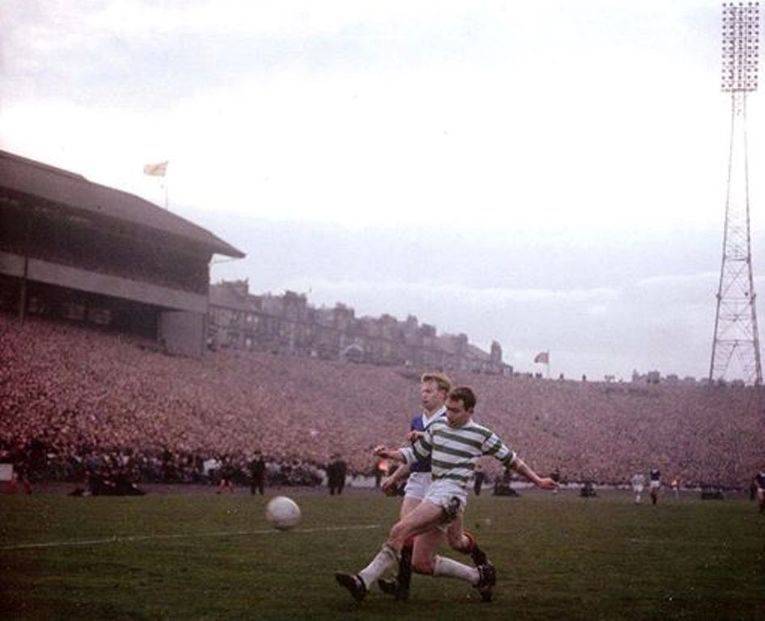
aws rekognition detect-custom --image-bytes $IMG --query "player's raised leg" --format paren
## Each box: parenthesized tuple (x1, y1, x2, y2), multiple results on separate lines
(444, 515, 493, 600)
(403, 503, 492, 592)
(410, 527, 446, 575)
(335, 499, 444, 601)
(408, 521, 495, 600)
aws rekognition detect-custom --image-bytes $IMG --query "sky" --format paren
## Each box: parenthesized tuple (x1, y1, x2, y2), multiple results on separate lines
(1, 0, 763, 381)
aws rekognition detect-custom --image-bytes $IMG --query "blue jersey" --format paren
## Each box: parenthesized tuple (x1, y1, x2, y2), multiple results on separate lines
(408, 410, 446, 473)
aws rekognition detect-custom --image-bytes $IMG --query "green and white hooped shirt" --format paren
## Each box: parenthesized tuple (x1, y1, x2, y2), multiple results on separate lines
(400, 417, 517, 488)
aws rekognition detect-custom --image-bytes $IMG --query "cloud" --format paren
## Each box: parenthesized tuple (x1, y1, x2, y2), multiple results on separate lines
(2, 0, 747, 234)
(284, 277, 620, 308)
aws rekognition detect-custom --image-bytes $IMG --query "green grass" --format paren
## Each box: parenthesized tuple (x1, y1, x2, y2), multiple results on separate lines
(1, 489, 763, 620)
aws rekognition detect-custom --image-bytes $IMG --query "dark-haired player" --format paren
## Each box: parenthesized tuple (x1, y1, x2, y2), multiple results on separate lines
(378, 372, 489, 600)
(649, 468, 661, 505)
(335, 386, 557, 603)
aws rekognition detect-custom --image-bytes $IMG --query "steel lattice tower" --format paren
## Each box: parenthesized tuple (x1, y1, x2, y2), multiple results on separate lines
(710, 2, 762, 385)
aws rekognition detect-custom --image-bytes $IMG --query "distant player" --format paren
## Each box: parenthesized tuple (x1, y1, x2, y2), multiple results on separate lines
(335, 386, 557, 603)
(378, 373, 490, 601)
(755, 468, 765, 514)
(631, 472, 645, 504)
(215, 457, 235, 494)
(649, 468, 661, 505)
(670, 477, 680, 500)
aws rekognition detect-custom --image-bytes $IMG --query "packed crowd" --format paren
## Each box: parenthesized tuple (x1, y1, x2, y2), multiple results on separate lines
(1, 314, 763, 489)
(0, 441, 327, 489)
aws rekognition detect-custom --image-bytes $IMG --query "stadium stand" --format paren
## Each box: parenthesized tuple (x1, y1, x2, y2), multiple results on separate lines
(1, 313, 763, 489)
(1, 149, 762, 492)
(0, 149, 244, 357)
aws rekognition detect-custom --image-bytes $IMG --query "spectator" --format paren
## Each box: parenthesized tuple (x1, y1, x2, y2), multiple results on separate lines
(249, 452, 266, 495)
(327, 454, 348, 495)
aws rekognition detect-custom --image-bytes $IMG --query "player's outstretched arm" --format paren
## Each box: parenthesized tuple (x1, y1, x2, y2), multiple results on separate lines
(511, 457, 558, 490)
(381, 463, 411, 494)
(373, 445, 406, 463)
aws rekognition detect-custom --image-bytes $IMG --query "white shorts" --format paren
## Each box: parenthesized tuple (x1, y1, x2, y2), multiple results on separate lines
(650, 480, 661, 490)
(404, 471, 432, 500)
(633, 484, 644, 494)
(422, 478, 468, 530)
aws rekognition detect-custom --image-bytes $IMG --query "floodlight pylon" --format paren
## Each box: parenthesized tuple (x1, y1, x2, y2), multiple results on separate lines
(710, 2, 763, 385)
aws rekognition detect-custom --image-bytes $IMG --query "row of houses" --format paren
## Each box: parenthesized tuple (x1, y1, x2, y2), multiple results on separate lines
(209, 280, 510, 374)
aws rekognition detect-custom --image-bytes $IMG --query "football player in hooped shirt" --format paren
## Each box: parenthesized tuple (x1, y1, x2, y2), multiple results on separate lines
(335, 386, 557, 603)
(377, 373, 491, 600)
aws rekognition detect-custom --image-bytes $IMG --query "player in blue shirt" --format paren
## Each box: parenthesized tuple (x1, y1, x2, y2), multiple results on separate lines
(649, 468, 661, 505)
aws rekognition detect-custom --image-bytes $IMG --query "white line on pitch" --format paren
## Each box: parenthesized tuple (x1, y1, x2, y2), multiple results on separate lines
(1, 523, 381, 551)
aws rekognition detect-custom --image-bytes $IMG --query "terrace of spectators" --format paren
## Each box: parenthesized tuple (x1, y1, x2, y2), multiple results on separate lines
(1, 313, 762, 489)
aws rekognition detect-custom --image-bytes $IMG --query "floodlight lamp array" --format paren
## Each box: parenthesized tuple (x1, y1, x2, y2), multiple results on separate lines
(721, 2, 760, 91)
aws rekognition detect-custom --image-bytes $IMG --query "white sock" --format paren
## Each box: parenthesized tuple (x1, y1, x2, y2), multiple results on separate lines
(433, 555, 480, 585)
(358, 544, 399, 590)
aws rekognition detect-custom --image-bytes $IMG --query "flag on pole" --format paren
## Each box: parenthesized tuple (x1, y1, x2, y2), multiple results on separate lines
(534, 351, 549, 364)
(143, 161, 168, 177)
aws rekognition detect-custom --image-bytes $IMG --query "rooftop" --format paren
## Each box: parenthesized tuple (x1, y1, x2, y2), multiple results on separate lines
(0, 149, 244, 258)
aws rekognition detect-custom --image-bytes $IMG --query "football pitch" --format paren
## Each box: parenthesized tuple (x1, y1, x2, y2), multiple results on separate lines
(1, 488, 762, 620)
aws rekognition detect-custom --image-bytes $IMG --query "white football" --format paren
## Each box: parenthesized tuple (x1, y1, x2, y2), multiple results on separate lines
(265, 496, 301, 531)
